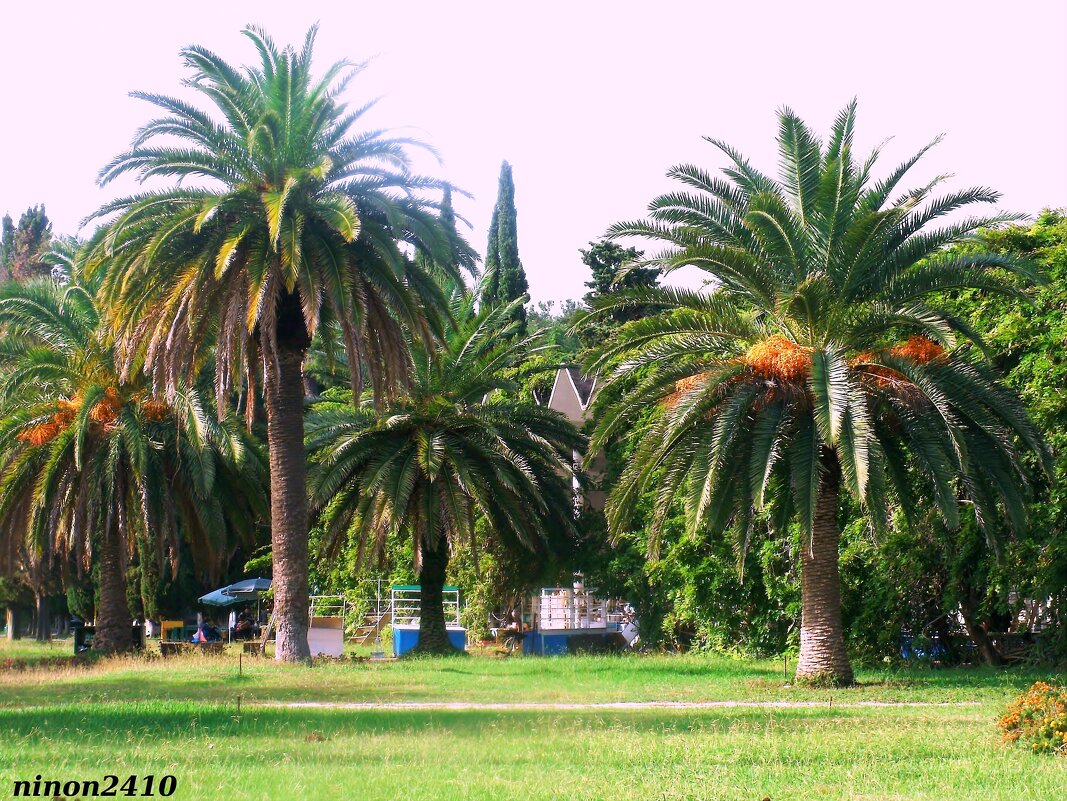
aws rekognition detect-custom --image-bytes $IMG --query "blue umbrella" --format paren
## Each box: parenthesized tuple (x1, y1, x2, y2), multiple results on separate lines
(222, 578, 272, 597)
(198, 588, 245, 607)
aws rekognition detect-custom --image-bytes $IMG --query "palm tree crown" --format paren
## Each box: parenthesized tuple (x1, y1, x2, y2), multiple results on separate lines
(307, 297, 584, 653)
(0, 276, 265, 652)
(583, 102, 1048, 683)
(85, 25, 468, 405)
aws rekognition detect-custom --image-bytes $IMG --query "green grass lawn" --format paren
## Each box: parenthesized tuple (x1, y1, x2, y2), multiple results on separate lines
(1, 639, 1064, 800)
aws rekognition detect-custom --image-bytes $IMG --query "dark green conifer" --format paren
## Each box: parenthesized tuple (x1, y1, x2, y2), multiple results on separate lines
(0, 206, 52, 281)
(479, 162, 528, 331)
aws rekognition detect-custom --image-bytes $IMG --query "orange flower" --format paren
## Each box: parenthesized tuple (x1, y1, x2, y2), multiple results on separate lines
(998, 681, 1067, 754)
(743, 336, 812, 382)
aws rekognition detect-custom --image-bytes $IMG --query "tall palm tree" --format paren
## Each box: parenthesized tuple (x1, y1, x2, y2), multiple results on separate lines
(82, 27, 470, 660)
(582, 102, 1048, 684)
(0, 277, 266, 653)
(306, 297, 583, 653)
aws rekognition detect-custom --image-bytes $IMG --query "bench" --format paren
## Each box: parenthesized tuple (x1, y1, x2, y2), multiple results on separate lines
(160, 641, 225, 657)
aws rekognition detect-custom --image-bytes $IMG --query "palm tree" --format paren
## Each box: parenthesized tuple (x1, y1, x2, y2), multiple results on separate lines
(82, 27, 470, 660)
(0, 277, 266, 653)
(306, 297, 583, 653)
(581, 102, 1048, 684)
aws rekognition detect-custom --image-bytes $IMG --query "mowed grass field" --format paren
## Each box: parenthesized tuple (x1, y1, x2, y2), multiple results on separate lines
(1, 640, 1065, 800)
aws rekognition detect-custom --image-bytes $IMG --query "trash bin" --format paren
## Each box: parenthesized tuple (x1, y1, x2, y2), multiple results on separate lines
(71, 619, 92, 654)
(70, 620, 145, 653)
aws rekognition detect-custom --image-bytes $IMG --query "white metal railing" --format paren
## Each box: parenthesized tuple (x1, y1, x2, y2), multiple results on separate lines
(309, 595, 346, 620)
(367, 578, 386, 619)
(605, 599, 636, 627)
(537, 584, 608, 630)
(390, 586, 461, 627)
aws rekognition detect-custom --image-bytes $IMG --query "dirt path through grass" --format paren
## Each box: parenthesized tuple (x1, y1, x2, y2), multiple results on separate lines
(263, 699, 980, 710)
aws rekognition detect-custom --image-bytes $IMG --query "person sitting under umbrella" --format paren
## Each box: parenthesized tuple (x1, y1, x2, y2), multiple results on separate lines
(233, 610, 256, 640)
(191, 622, 221, 643)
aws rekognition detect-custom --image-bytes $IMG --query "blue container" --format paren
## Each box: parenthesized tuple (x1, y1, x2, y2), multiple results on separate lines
(525, 631, 569, 655)
(523, 626, 621, 656)
(392, 623, 466, 656)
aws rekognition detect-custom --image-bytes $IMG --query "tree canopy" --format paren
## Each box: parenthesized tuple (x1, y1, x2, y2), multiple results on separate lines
(581, 102, 1048, 683)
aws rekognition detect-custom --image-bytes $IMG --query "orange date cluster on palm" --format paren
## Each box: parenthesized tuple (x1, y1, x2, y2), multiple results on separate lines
(17, 389, 171, 446)
(742, 336, 812, 382)
(663, 336, 946, 408)
(141, 398, 170, 421)
(852, 336, 946, 390)
(87, 387, 122, 424)
(663, 372, 713, 408)
(890, 335, 945, 363)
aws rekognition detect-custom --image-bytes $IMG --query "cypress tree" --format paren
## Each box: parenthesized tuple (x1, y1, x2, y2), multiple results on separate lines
(0, 214, 14, 282)
(479, 204, 501, 307)
(417, 186, 459, 272)
(0, 206, 52, 281)
(439, 184, 457, 245)
(415, 184, 472, 306)
(479, 162, 528, 331)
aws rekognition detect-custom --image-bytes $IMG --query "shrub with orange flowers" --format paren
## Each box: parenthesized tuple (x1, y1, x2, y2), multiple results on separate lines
(890, 335, 945, 364)
(743, 336, 812, 382)
(998, 681, 1067, 755)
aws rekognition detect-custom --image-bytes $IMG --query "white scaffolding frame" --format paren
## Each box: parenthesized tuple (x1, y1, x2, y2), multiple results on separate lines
(390, 585, 461, 627)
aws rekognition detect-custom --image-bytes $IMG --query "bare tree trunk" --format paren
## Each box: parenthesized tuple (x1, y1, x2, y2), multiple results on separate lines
(414, 541, 458, 655)
(796, 458, 854, 685)
(263, 338, 312, 663)
(93, 518, 133, 654)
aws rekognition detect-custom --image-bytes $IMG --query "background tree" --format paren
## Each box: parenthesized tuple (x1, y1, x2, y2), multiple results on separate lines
(581, 241, 655, 298)
(0, 206, 53, 282)
(0, 277, 266, 652)
(415, 185, 475, 299)
(0, 215, 12, 283)
(83, 26, 467, 661)
(578, 240, 657, 349)
(479, 161, 528, 331)
(307, 297, 582, 653)
(936, 210, 1067, 661)
(582, 102, 1047, 684)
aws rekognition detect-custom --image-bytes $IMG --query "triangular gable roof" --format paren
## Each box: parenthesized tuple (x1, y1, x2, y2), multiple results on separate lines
(566, 367, 596, 407)
(545, 367, 597, 425)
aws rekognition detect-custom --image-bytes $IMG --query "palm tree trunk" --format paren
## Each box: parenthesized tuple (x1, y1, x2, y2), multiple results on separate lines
(34, 592, 50, 642)
(796, 458, 854, 685)
(414, 541, 458, 655)
(93, 518, 132, 654)
(263, 339, 312, 663)
(5, 607, 20, 640)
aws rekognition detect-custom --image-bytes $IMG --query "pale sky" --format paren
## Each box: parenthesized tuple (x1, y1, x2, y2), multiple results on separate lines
(1, 1, 1065, 304)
